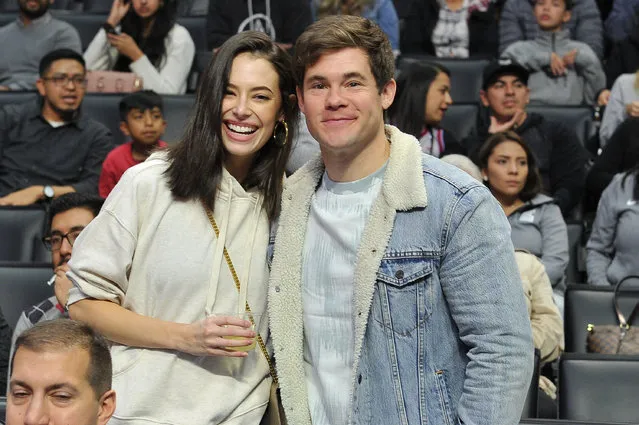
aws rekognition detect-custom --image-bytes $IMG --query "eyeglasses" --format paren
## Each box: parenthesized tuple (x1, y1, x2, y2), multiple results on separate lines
(42, 229, 84, 251)
(42, 75, 87, 87)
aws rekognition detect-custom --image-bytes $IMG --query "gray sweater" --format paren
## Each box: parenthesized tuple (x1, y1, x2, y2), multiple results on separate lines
(508, 194, 569, 290)
(502, 29, 605, 105)
(0, 13, 81, 90)
(599, 73, 639, 148)
(587, 173, 639, 286)
(499, 0, 603, 59)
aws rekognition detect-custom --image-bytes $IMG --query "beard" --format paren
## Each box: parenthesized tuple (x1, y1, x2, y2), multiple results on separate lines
(46, 98, 80, 122)
(19, 0, 49, 20)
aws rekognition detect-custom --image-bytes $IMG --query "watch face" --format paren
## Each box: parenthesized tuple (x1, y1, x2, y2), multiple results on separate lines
(44, 186, 54, 198)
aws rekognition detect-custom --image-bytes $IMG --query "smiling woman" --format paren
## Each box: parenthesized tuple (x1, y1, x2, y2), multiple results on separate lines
(56, 31, 299, 425)
(387, 62, 465, 157)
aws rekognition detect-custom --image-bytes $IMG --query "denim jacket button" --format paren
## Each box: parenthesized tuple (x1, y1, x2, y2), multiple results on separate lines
(395, 270, 404, 279)
(274, 286, 281, 292)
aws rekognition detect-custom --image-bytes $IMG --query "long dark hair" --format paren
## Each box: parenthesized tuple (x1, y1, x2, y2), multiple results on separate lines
(387, 62, 450, 138)
(113, 0, 177, 72)
(477, 131, 542, 202)
(165, 31, 297, 220)
(622, 163, 639, 201)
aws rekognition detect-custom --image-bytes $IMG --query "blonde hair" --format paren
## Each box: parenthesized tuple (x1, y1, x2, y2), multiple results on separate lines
(317, 0, 374, 18)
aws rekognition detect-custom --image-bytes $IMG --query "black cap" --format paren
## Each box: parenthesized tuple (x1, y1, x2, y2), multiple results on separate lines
(482, 58, 529, 90)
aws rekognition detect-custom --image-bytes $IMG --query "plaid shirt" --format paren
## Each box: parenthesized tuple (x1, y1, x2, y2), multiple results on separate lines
(432, 0, 492, 58)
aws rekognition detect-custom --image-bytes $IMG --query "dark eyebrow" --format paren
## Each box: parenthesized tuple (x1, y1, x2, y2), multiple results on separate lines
(227, 83, 274, 94)
(45, 383, 79, 393)
(343, 72, 368, 81)
(50, 226, 86, 235)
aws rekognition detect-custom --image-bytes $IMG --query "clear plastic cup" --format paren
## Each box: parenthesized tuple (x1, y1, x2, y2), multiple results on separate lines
(221, 312, 261, 352)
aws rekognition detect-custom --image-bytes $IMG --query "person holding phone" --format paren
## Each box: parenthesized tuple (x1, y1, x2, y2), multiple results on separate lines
(55, 31, 298, 424)
(84, 0, 195, 94)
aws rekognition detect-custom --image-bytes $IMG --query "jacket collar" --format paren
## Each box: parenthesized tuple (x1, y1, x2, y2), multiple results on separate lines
(287, 125, 428, 211)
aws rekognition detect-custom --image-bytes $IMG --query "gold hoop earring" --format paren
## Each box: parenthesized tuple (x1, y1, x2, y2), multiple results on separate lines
(273, 120, 288, 147)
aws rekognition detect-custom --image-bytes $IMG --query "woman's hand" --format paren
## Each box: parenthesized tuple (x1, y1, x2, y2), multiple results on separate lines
(107, 33, 144, 62)
(178, 315, 256, 358)
(53, 265, 72, 308)
(107, 0, 131, 27)
(626, 101, 639, 117)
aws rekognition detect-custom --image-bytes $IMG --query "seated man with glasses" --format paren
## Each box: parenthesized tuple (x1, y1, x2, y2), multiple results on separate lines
(0, 48, 113, 206)
(9, 193, 104, 360)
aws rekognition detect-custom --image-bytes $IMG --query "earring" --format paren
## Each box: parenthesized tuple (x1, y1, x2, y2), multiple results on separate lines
(273, 120, 288, 147)
(482, 175, 488, 182)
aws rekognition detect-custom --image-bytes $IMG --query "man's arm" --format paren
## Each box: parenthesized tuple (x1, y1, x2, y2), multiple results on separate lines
(586, 179, 618, 285)
(0, 185, 75, 206)
(72, 126, 113, 195)
(573, 0, 604, 60)
(55, 24, 83, 54)
(548, 123, 587, 215)
(206, 0, 232, 50)
(604, 0, 639, 43)
(502, 41, 551, 72)
(499, 0, 526, 55)
(440, 186, 534, 424)
(573, 44, 606, 105)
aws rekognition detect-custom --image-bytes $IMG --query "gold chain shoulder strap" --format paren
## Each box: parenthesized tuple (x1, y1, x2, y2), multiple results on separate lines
(204, 206, 279, 385)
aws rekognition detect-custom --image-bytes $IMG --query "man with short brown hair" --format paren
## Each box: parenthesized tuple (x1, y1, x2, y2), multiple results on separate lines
(7, 319, 116, 425)
(268, 14, 534, 425)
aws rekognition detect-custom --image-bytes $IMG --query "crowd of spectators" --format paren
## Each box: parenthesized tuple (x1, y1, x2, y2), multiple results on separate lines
(0, 0, 639, 421)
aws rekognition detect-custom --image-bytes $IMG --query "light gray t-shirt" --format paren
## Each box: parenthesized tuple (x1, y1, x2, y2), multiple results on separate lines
(302, 163, 386, 425)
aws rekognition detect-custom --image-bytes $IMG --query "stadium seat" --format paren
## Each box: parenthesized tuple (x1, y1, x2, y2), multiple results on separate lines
(565, 222, 584, 284)
(54, 13, 105, 51)
(1, 0, 72, 12)
(526, 105, 594, 148)
(396, 56, 489, 103)
(0, 91, 35, 106)
(559, 353, 639, 423)
(521, 349, 540, 419)
(82, 93, 195, 145)
(81, 0, 111, 13)
(81, 93, 125, 143)
(0, 262, 53, 328)
(176, 16, 207, 52)
(564, 283, 639, 353)
(0, 396, 5, 425)
(440, 103, 479, 142)
(0, 206, 48, 263)
(162, 94, 195, 144)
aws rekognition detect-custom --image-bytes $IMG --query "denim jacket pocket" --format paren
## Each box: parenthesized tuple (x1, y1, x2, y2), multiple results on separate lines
(373, 256, 434, 336)
(435, 370, 455, 425)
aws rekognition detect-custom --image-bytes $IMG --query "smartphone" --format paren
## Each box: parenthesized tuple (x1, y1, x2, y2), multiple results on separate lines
(102, 23, 121, 35)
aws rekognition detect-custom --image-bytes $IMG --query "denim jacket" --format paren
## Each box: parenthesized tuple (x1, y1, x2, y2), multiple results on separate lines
(268, 126, 534, 425)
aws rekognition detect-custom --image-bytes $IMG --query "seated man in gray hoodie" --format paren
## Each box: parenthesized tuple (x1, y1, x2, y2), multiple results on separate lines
(502, 0, 605, 106)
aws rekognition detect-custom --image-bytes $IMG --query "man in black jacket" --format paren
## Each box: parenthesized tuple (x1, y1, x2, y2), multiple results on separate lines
(206, 0, 312, 50)
(464, 59, 588, 215)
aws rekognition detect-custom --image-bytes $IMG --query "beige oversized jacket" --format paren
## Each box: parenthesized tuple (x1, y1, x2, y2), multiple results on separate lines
(67, 154, 271, 425)
(515, 250, 564, 364)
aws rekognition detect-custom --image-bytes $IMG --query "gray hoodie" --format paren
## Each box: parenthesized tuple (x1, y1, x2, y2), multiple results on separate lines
(508, 194, 569, 290)
(587, 172, 639, 285)
(502, 29, 605, 105)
